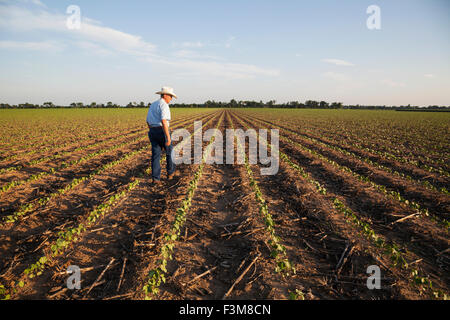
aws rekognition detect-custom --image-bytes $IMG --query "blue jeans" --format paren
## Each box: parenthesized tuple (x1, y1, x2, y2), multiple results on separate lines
(148, 127, 176, 181)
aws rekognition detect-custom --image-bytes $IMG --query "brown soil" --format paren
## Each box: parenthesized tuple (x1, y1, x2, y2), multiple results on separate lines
(0, 110, 448, 300)
(4, 111, 222, 299)
(231, 112, 449, 295)
(0, 124, 144, 171)
(244, 113, 449, 190)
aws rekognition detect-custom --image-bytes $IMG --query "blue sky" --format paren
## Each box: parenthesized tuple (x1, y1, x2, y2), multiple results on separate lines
(0, 0, 449, 106)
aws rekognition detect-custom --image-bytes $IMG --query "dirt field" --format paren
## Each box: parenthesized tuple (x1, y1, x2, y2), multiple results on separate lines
(0, 108, 448, 300)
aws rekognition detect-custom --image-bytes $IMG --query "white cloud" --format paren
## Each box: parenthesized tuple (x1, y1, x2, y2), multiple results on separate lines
(367, 68, 383, 73)
(322, 58, 355, 67)
(175, 36, 236, 49)
(172, 41, 205, 48)
(0, 40, 61, 51)
(76, 22, 156, 56)
(83, 16, 102, 26)
(0, 5, 61, 31)
(323, 71, 350, 82)
(424, 74, 435, 78)
(146, 56, 280, 79)
(29, 0, 45, 6)
(0, 5, 156, 56)
(75, 41, 115, 57)
(171, 49, 222, 61)
(5, 0, 46, 7)
(0, 5, 279, 80)
(381, 79, 406, 87)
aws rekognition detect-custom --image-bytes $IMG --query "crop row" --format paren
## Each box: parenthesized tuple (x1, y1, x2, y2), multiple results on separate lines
(246, 113, 449, 178)
(0, 134, 146, 195)
(321, 130, 450, 178)
(267, 111, 449, 166)
(241, 114, 448, 196)
(0, 112, 217, 196)
(238, 114, 449, 229)
(0, 110, 153, 157)
(142, 112, 224, 298)
(231, 113, 447, 299)
(278, 150, 445, 297)
(0, 110, 214, 164)
(0, 126, 145, 175)
(280, 146, 447, 299)
(1, 112, 219, 225)
(0, 176, 143, 300)
(307, 120, 449, 165)
(0, 123, 142, 163)
(228, 113, 295, 276)
(0, 111, 220, 300)
(0, 111, 209, 172)
(1, 146, 148, 225)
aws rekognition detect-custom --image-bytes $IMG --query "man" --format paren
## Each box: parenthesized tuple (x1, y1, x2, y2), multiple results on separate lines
(146, 86, 177, 183)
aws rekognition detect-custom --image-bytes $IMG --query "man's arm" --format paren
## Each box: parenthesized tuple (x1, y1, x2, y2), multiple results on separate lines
(160, 101, 171, 146)
(146, 104, 152, 130)
(162, 119, 171, 146)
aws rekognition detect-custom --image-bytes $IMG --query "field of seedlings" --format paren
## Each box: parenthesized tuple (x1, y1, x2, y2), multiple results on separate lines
(0, 108, 448, 300)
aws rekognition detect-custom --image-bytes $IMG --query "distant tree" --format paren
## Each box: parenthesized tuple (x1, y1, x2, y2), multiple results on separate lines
(319, 101, 329, 108)
(18, 103, 38, 108)
(330, 102, 343, 109)
(287, 101, 300, 108)
(3, 99, 450, 110)
(305, 100, 319, 108)
(266, 100, 276, 108)
(205, 100, 215, 108)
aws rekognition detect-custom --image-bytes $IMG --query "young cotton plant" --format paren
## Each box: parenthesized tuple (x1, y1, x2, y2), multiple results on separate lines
(231, 113, 295, 277)
(4, 178, 142, 299)
(143, 115, 224, 299)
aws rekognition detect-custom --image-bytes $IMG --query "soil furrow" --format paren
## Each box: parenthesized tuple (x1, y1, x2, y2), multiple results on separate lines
(230, 112, 424, 299)
(0, 113, 211, 188)
(7, 111, 221, 299)
(240, 116, 449, 291)
(0, 112, 218, 215)
(0, 112, 219, 280)
(155, 112, 266, 299)
(241, 112, 449, 186)
(237, 113, 449, 222)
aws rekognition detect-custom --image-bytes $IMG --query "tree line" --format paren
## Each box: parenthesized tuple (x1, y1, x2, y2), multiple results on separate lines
(1, 100, 449, 110)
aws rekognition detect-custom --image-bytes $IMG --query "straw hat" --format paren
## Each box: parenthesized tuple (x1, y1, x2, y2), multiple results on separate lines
(156, 86, 177, 99)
